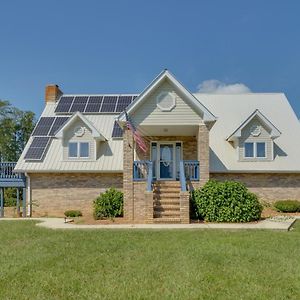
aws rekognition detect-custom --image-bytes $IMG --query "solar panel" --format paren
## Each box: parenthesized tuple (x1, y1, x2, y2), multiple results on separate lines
(55, 96, 74, 113)
(100, 96, 118, 112)
(69, 96, 89, 113)
(84, 96, 103, 113)
(116, 96, 133, 112)
(24, 137, 51, 160)
(48, 117, 69, 136)
(111, 121, 123, 138)
(32, 117, 55, 136)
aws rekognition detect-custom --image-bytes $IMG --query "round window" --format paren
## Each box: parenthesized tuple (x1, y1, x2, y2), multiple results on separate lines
(74, 126, 85, 137)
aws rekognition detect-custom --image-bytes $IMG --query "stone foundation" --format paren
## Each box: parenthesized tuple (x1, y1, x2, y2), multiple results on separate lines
(211, 173, 300, 202)
(29, 173, 123, 217)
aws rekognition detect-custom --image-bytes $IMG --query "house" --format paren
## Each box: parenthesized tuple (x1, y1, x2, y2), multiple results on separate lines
(15, 70, 300, 223)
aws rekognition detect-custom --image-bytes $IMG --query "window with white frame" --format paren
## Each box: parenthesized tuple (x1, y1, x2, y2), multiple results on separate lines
(68, 142, 90, 158)
(244, 142, 266, 158)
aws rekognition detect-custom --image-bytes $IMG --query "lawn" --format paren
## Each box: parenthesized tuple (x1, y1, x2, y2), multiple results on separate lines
(0, 221, 299, 300)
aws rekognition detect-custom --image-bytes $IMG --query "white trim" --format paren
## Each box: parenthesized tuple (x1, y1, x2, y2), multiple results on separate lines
(117, 70, 216, 123)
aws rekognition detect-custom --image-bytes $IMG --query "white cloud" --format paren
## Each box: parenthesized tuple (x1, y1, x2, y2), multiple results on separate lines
(197, 79, 251, 94)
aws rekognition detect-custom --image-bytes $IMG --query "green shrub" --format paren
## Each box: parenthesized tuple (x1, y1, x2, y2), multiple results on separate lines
(64, 210, 82, 218)
(4, 198, 17, 207)
(93, 188, 123, 220)
(191, 180, 262, 222)
(274, 200, 300, 213)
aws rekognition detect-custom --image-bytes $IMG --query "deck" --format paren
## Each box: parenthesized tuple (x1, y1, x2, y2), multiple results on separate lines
(0, 162, 26, 217)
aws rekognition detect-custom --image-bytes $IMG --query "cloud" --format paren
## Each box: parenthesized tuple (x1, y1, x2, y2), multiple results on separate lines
(197, 79, 251, 94)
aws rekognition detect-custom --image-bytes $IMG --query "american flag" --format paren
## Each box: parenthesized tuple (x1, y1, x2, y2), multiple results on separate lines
(125, 111, 147, 153)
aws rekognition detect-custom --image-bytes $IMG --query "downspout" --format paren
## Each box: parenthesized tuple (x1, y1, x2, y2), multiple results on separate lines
(25, 173, 31, 217)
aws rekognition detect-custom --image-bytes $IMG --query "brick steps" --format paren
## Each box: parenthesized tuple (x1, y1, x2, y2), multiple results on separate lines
(152, 181, 181, 223)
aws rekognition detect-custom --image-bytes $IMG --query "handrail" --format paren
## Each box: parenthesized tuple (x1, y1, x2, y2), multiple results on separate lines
(179, 161, 187, 191)
(147, 161, 153, 192)
(0, 162, 24, 180)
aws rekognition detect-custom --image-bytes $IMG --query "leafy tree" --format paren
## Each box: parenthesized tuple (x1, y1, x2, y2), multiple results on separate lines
(0, 99, 35, 162)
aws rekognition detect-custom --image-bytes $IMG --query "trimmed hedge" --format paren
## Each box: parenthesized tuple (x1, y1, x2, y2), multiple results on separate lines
(274, 200, 300, 213)
(191, 180, 262, 222)
(93, 188, 123, 220)
(64, 210, 82, 218)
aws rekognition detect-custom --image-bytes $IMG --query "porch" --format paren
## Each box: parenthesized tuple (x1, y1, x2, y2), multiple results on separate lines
(0, 162, 27, 218)
(123, 124, 210, 224)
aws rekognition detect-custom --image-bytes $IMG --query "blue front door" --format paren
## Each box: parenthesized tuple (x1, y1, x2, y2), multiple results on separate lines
(159, 144, 174, 179)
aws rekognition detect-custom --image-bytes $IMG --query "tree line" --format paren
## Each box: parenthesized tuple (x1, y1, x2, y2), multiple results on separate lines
(0, 100, 35, 162)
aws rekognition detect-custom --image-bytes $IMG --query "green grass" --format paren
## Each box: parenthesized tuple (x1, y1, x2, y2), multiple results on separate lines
(0, 221, 300, 300)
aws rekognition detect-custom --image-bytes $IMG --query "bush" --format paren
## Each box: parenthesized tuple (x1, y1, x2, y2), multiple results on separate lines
(191, 180, 262, 222)
(64, 210, 82, 218)
(4, 198, 17, 207)
(274, 200, 300, 213)
(93, 188, 123, 220)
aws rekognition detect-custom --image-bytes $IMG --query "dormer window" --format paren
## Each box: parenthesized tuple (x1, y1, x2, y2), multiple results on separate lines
(68, 142, 90, 158)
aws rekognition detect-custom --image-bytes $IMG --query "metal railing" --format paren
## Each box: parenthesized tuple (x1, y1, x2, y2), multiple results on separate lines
(183, 160, 199, 181)
(133, 160, 153, 191)
(0, 162, 24, 180)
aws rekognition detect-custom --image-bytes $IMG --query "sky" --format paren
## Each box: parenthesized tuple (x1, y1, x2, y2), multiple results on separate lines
(0, 0, 300, 118)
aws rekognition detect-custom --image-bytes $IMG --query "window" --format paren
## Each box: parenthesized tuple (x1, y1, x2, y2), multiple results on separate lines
(68, 142, 90, 158)
(80, 142, 89, 157)
(244, 142, 266, 159)
(68, 142, 78, 158)
(244, 143, 254, 158)
(256, 142, 266, 158)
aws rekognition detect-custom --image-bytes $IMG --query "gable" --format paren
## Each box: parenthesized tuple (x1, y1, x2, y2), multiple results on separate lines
(132, 79, 203, 126)
(63, 118, 93, 141)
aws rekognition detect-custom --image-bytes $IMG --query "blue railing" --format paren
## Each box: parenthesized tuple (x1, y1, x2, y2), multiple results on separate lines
(179, 161, 187, 191)
(0, 162, 24, 180)
(133, 160, 153, 191)
(183, 160, 199, 181)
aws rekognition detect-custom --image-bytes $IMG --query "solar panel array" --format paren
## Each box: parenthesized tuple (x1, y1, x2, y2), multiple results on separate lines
(111, 121, 123, 138)
(24, 137, 51, 160)
(54, 95, 137, 114)
(25, 117, 69, 160)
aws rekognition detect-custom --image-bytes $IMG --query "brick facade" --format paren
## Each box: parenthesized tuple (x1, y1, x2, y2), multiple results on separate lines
(211, 173, 300, 202)
(29, 173, 122, 217)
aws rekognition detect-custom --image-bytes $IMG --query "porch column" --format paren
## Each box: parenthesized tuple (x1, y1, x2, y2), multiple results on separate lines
(197, 123, 210, 187)
(0, 188, 4, 218)
(123, 128, 134, 221)
(22, 188, 26, 218)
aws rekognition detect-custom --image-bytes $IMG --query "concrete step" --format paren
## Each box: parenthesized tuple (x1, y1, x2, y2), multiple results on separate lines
(154, 193, 180, 199)
(153, 187, 181, 193)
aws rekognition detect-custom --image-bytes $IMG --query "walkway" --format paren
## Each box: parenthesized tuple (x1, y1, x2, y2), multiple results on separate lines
(0, 216, 297, 231)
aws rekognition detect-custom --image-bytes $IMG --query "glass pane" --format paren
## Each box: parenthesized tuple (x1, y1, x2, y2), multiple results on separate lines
(256, 142, 266, 157)
(80, 142, 89, 158)
(68, 142, 78, 158)
(160, 144, 173, 179)
(244, 142, 254, 157)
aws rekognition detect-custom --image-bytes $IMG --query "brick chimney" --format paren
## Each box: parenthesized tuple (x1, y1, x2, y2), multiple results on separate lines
(45, 84, 63, 103)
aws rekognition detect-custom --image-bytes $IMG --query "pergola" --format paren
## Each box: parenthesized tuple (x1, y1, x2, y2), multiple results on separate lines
(0, 162, 26, 218)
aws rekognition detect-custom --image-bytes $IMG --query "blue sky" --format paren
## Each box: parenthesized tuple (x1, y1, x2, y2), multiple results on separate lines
(0, 0, 300, 118)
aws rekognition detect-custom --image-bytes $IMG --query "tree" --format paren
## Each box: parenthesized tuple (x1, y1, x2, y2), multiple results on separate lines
(0, 100, 35, 162)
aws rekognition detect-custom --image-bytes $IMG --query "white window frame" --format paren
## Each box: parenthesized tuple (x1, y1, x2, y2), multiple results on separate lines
(68, 141, 90, 159)
(243, 141, 266, 159)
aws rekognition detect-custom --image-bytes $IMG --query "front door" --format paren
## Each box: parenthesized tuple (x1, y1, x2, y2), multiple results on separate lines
(159, 143, 174, 179)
